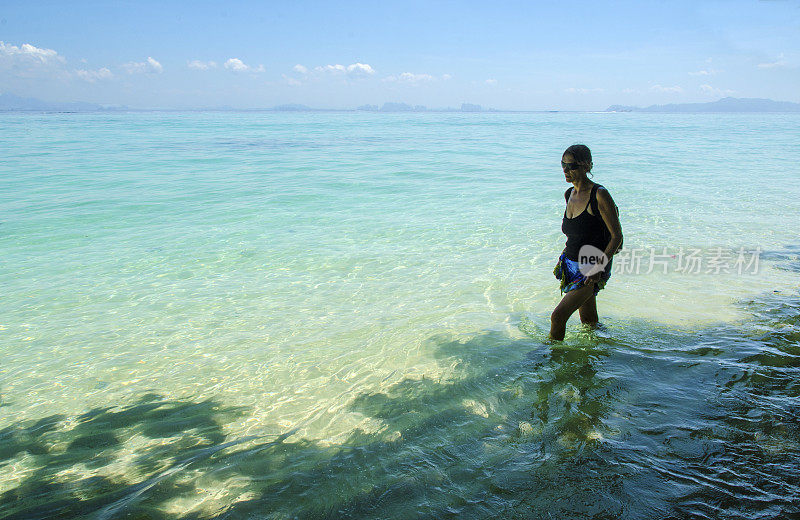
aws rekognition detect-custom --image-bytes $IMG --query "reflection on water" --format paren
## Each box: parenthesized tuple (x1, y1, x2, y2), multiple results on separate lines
(2, 287, 799, 519)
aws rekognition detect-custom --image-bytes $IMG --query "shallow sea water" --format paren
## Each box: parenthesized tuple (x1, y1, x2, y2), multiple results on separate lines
(1, 112, 799, 518)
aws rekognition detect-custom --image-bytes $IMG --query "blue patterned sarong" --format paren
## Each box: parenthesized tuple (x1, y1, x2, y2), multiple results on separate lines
(553, 253, 611, 295)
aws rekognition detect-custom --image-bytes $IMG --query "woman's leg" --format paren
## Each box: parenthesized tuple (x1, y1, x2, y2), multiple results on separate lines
(578, 293, 599, 327)
(550, 284, 596, 340)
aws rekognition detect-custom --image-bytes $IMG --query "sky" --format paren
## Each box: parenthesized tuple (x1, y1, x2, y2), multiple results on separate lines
(0, 0, 798, 110)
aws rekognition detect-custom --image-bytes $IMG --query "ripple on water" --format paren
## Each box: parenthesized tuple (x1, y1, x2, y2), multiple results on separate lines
(1, 289, 799, 518)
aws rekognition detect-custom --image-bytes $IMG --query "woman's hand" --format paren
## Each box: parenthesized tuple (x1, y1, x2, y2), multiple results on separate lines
(583, 272, 602, 285)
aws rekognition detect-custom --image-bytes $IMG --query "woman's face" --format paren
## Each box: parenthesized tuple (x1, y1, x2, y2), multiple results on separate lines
(561, 153, 583, 183)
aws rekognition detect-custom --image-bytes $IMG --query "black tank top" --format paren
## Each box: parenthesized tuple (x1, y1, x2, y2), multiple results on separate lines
(561, 184, 610, 261)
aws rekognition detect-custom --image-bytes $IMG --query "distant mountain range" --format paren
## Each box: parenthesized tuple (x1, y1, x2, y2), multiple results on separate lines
(606, 97, 800, 113)
(3, 92, 798, 113)
(0, 94, 492, 113)
(0, 93, 122, 112)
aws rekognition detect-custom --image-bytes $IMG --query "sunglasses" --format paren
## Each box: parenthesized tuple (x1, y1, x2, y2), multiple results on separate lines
(561, 161, 581, 171)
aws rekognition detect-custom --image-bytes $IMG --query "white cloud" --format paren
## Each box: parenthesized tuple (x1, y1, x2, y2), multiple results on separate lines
(0, 41, 120, 83)
(76, 67, 113, 82)
(225, 58, 246, 71)
(650, 84, 683, 93)
(621, 88, 636, 94)
(485, 79, 498, 86)
(293, 64, 308, 74)
(188, 60, 217, 70)
(0, 41, 66, 79)
(123, 56, 163, 74)
(146, 57, 163, 73)
(224, 58, 264, 73)
(400, 72, 433, 82)
(442, 74, 452, 80)
(384, 72, 434, 84)
(689, 69, 721, 76)
(758, 54, 787, 69)
(346, 62, 375, 75)
(315, 64, 347, 74)
(565, 87, 604, 93)
(700, 84, 735, 97)
(0, 41, 64, 64)
(314, 63, 376, 76)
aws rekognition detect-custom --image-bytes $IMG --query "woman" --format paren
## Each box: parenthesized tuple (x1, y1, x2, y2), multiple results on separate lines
(550, 144, 623, 341)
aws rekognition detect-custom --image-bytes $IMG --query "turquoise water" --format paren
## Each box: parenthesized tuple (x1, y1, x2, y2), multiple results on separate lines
(1, 112, 799, 518)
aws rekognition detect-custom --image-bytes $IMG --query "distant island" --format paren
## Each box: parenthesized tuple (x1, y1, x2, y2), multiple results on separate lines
(0, 94, 494, 113)
(272, 103, 313, 111)
(0, 93, 126, 112)
(355, 102, 488, 112)
(606, 97, 800, 113)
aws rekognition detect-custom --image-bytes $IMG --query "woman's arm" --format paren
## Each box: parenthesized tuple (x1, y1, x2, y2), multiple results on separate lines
(597, 188, 623, 260)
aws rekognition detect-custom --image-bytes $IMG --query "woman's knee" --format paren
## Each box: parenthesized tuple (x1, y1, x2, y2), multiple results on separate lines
(551, 307, 568, 325)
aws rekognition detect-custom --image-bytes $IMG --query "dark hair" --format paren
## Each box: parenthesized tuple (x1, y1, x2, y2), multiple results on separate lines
(563, 144, 593, 174)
